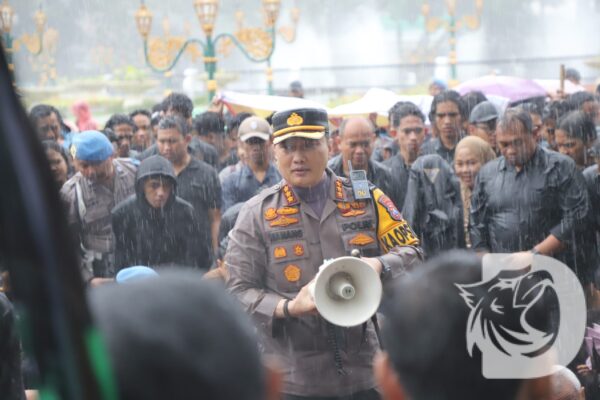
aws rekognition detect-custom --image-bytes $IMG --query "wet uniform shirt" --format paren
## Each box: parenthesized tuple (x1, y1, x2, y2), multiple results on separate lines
(60, 158, 137, 280)
(225, 169, 422, 397)
(221, 162, 281, 212)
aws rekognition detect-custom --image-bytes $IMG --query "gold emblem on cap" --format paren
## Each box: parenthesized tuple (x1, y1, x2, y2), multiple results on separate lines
(70, 144, 77, 159)
(287, 112, 304, 126)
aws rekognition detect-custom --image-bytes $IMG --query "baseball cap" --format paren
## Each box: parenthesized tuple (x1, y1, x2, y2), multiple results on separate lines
(70, 130, 114, 162)
(271, 108, 329, 145)
(238, 116, 271, 142)
(469, 101, 499, 124)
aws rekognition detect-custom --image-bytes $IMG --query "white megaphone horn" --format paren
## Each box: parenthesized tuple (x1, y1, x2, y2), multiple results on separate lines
(309, 255, 382, 327)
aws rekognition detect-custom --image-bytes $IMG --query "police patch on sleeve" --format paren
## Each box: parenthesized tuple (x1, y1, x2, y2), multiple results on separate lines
(373, 188, 419, 252)
(377, 193, 402, 221)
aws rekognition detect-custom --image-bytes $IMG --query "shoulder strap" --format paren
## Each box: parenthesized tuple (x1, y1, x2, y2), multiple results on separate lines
(75, 179, 86, 221)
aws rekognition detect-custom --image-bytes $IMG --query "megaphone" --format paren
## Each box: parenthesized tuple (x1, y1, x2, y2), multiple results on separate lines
(309, 256, 382, 327)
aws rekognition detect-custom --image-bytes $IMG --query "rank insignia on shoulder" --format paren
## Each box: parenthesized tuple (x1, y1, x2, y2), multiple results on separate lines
(277, 206, 299, 216)
(274, 247, 287, 259)
(335, 179, 345, 200)
(377, 194, 402, 221)
(284, 264, 302, 282)
(349, 233, 375, 246)
(293, 244, 304, 256)
(282, 185, 299, 205)
(264, 208, 278, 221)
(341, 209, 366, 217)
(270, 216, 300, 227)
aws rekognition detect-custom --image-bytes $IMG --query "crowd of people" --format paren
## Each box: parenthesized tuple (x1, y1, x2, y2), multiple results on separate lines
(1, 74, 600, 399)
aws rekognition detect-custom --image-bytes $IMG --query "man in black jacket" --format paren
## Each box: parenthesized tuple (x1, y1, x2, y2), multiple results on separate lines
(328, 117, 403, 207)
(112, 155, 209, 272)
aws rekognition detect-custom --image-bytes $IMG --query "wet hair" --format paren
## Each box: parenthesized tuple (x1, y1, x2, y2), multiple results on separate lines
(557, 110, 597, 145)
(129, 109, 151, 120)
(162, 93, 194, 119)
(517, 102, 542, 117)
(430, 90, 468, 123)
(103, 128, 118, 143)
(498, 107, 533, 135)
(568, 91, 595, 111)
(29, 104, 69, 137)
(543, 100, 570, 123)
(565, 68, 581, 82)
(151, 114, 162, 128)
(41, 140, 73, 174)
(90, 272, 266, 400)
(461, 91, 487, 120)
(227, 112, 253, 134)
(29, 104, 62, 124)
(151, 102, 165, 114)
(389, 102, 425, 127)
(157, 115, 189, 137)
(105, 114, 135, 131)
(381, 251, 523, 400)
(194, 112, 225, 137)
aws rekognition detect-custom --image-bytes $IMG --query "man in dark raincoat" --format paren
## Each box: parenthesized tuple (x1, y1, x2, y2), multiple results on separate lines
(111, 155, 208, 272)
(470, 108, 593, 284)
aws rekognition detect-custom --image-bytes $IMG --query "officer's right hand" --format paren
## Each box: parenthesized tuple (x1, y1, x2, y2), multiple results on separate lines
(288, 280, 317, 317)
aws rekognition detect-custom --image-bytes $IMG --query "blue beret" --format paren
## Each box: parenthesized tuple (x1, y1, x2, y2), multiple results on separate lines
(70, 130, 114, 162)
(116, 266, 159, 284)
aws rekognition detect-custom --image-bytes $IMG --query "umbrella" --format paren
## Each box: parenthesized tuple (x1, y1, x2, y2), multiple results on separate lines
(328, 88, 433, 125)
(218, 91, 327, 118)
(455, 75, 547, 103)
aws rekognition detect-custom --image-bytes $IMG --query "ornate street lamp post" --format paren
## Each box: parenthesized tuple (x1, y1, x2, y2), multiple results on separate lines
(221, 2, 300, 94)
(422, 0, 483, 86)
(0, 0, 46, 81)
(135, 0, 283, 101)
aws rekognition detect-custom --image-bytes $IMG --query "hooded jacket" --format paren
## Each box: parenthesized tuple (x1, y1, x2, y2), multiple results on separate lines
(112, 155, 210, 272)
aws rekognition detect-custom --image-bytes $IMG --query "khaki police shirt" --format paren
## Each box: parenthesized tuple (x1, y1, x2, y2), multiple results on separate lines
(226, 169, 422, 397)
(60, 158, 137, 279)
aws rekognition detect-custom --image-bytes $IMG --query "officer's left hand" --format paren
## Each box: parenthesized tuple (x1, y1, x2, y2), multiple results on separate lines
(361, 257, 383, 275)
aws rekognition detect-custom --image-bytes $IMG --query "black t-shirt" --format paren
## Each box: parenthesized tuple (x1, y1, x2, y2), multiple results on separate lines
(176, 158, 222, 251)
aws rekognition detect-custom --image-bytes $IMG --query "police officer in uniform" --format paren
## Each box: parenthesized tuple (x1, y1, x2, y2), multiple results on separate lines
(60, 131, 137, 285)
(226, 108, 423, 400)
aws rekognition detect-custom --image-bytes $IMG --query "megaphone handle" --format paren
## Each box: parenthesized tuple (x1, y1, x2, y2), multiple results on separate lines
(326, 322, 348, 376)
